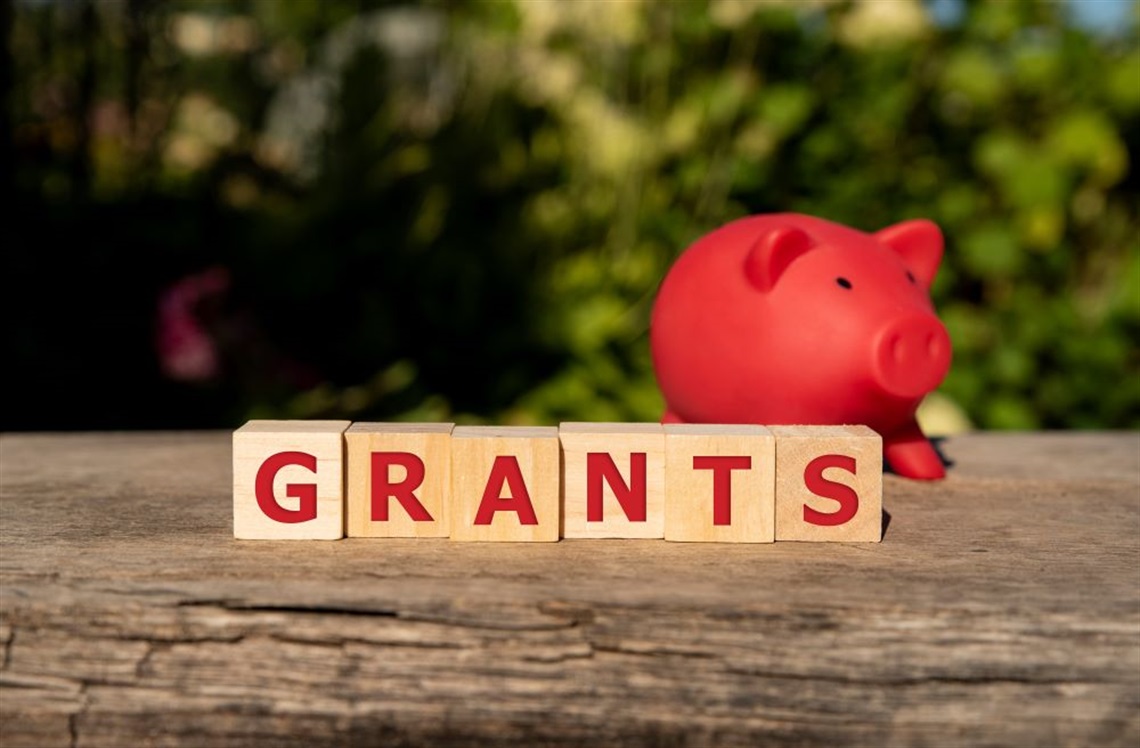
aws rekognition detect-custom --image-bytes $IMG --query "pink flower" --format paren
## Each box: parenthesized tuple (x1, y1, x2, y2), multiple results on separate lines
(155, 267, 230, 382)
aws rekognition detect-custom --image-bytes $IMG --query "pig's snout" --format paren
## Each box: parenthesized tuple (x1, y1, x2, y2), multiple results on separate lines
(871, 314, 951, 399)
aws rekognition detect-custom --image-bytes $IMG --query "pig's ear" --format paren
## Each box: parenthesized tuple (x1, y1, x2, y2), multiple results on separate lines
(875, 219, 943, 289)
(743, 226, 816, 292)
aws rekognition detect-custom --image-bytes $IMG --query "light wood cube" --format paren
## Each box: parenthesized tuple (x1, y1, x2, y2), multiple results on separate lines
(449, 426, 560, 542)
(771, 425, 883, 542)
(663, 424, 775, 543)
(345, 423, 453, 538)
(233, 420, 350, 540)
(559, 423, 665, 539)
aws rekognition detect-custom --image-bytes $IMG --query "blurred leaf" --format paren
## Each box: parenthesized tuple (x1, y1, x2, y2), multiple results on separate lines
(960, 224, 1022, 278)
(1044, 110, 1129, 186)
(1105, 49, 1140, 113)
(757, 84, 815, 137)
(941, 48, 1006, 108)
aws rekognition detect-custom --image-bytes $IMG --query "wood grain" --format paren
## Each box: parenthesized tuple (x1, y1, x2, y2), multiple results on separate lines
(344, 422, 453, 538)
(2, 431, 1138, 747)
(232, 420, 350, 540)
(771, 425, 883, 542)
(559, 422, 665, 539)
(448, 426, 560, 542)
(663, 424, 775, 543)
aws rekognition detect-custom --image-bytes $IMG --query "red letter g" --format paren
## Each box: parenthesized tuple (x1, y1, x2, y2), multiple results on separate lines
(255, 451, 318, 523)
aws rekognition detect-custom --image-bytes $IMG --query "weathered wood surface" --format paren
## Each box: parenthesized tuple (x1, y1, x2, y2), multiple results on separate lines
(1, 431, 1138, 747)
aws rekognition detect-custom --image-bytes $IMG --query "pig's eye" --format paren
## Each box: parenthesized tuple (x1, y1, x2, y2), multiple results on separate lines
(836, 277, 852, 290)
(906, 270, 917, 284)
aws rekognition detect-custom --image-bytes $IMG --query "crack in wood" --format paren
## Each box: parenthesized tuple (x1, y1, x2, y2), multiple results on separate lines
(1, 676, 84, 691)
(1, 627, 13, 671)
(176, 599, 584, 633)
(267, 633, 466, 650)
(133, 642, 157, 680)
(216, 603, 401, 618)
(67, 683, 89, 748)
(589, 642, 720, 660)
(722, 665, 1118, 687)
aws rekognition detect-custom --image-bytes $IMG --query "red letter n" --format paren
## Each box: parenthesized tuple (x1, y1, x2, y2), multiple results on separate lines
(586, 452, 647, 522)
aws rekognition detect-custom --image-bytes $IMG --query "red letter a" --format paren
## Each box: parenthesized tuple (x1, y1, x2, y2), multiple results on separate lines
(473, 456, 539, 525)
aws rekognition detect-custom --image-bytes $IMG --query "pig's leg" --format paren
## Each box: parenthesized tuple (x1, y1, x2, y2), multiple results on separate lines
(662, 410, 685, 424)
(883, 421, 945, 480)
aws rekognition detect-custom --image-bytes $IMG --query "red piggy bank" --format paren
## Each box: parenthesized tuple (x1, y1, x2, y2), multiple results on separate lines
(650, 213, 952, 480)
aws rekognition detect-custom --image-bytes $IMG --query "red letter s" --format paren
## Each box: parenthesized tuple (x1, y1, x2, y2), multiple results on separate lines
(803, 454, 858, 526)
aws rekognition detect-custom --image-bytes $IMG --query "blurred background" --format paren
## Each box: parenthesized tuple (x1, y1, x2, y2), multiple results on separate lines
(3, 0, 1138, 433)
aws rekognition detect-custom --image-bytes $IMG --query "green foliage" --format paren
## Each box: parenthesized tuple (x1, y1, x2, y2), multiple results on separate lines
(5, 0, 1138, 430)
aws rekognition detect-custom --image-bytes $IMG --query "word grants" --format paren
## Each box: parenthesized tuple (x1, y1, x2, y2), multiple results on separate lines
(233, 421, 884, 543)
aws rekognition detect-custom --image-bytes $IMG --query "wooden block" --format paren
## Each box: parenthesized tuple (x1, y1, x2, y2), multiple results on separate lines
(559, 423, 665, 539)
(345, 423, 453, 538)
(663, 424, 775, 543)
(233, 420, 350, 540)
(449, 426, 560, 542)
(771, 425, 883, 542)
